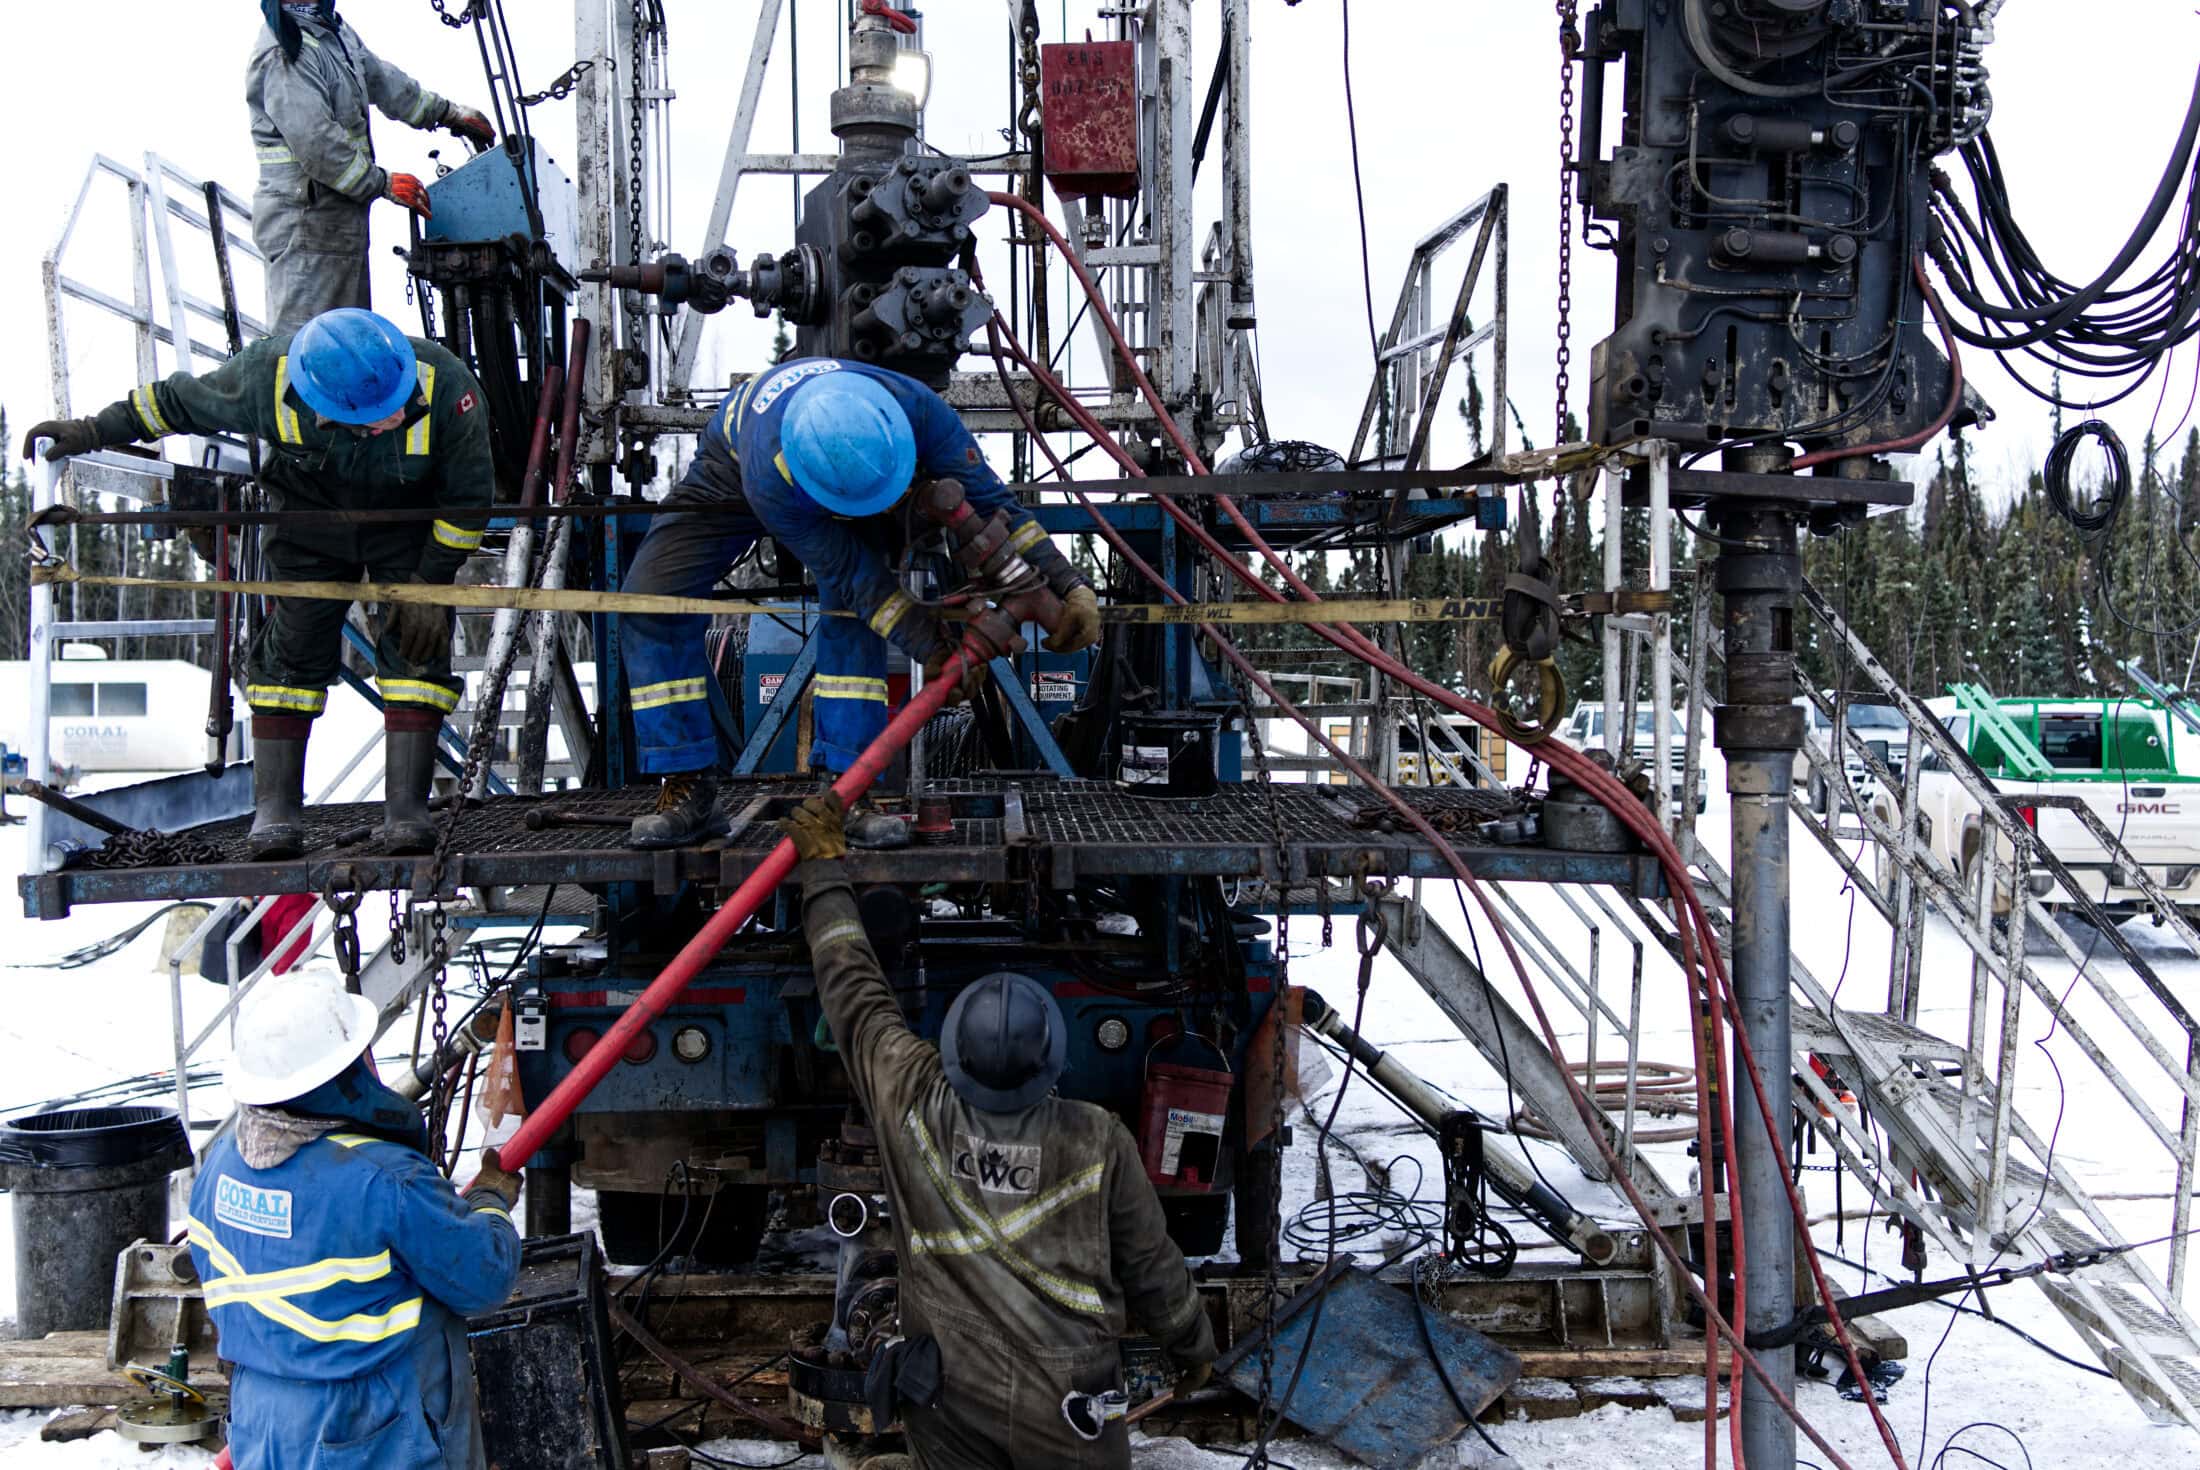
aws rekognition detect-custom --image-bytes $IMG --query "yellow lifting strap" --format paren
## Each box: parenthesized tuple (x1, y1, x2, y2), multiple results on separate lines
(26, 564, 1511, 630)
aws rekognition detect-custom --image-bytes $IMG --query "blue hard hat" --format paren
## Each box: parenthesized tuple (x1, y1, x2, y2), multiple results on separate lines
(941, 972, 1067, 1114)
(779, 371, 918, 517)
(288, 310, 419, 426)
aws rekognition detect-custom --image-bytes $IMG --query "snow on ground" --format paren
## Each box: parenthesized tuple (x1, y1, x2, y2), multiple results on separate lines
(8, 758, 2200, 1467)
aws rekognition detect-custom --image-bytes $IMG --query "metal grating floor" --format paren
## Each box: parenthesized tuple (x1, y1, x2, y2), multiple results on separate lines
(21, 778, 1663, 918)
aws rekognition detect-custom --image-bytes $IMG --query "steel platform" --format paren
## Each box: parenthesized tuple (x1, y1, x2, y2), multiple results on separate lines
(19, 778, 1664, 918)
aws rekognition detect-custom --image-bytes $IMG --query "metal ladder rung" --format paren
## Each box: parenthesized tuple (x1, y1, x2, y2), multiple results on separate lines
(2038, 1278, 2187, 1351)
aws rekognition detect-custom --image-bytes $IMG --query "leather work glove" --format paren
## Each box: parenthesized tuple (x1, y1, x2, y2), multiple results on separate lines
(1043, 584, 1103, 655)
(385, 173, 434, 220)
(779, 791, 849, 862)
(1174, 1359, 1214, 1395)
(20, 418, 99, 462)
(388, 577, 452, 666)
(471, 1153, 522, 1209)
(445, 103, 496, 149)
(922, 644, 989, 707)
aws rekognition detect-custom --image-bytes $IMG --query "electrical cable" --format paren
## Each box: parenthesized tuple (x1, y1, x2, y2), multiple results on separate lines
(2043, 420, 2131, 540)
(1814, 1250, 2112, 1380)
(1339, 0, 1383, 373)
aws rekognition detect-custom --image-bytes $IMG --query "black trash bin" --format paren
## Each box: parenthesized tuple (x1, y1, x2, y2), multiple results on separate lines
(0, 1106, 192, 1339)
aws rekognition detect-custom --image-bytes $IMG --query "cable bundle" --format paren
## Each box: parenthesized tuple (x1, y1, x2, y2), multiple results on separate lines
(1931, 67, 2200, 410)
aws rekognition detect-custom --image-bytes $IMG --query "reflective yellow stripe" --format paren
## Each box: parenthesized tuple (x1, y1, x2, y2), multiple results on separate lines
(904, 1115, 1105, 1315)
(202, 1251, 392, 1306)
(333, 151, 374, 195)
(907, 1163, 1107, 1254)
(408, 92, 441, 126)
(473, 1204, 514, 1227)
(406, 365, 437, 455)
(130, 386, 172, 437)
(248, 1292, 422, 1345)
(247, 684, 328, 714)
(182, 1214, 245, 1280)
(431, 520, 482, 551)
(630, 677, 709, 711)
(814, 676, 889, 704)
(1006, 520, 1047, 556)
(256, 144, 296, 164)
(774, 451, 795, 485)
(812, 920, 868, 953)
(869, 590, 916, 637)
(272, 357, 304, 444)
(378, 679, 459, 713)
(326, 1134, 376, 1148)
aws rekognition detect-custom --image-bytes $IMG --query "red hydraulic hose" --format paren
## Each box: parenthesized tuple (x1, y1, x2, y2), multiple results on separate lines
(992, 198, 1909, 1467)
(482, 638, 989, 1177)
(1793, 257, 1964, 469)
(516, 365, 565, 511)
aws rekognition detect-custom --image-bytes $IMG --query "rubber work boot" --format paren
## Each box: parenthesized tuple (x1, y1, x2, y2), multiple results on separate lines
(846, 797, 912, 850)
(247, 736, 309, 860)
(628, 773, 729, 849)
(382, 727, 440, 855)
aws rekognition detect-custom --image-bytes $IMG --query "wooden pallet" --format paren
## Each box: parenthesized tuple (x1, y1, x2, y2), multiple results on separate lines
(0, 1330, 225, 1411)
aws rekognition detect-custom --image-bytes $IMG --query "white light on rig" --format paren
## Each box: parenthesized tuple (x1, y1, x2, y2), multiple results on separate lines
(892, 49, 933, 107)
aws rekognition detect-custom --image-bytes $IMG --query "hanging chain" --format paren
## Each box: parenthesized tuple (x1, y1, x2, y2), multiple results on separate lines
(1233, 678, 1289, 1469)
(429, 0, 481, 28)
(627, 0, 649, 267)
(1554, 0, 1581, 451)
(520, 60, 594, 108)
(323, 881, 365, 993)
(387, 890, 406, 966)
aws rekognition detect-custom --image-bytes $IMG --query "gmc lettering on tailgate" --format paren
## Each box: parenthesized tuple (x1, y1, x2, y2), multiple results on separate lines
(2118, 802, 2182, 816)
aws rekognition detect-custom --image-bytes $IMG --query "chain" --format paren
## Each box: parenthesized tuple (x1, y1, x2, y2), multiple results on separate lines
(387, 890, 407, 966)
(323, 879, 365, 994)
(627, 0, 648, 267)
(520, 60, 594, 108)
(1554, 0, 1581, 452)
(1232, 679, 1289, 1469)
(429, 0, 480, 28)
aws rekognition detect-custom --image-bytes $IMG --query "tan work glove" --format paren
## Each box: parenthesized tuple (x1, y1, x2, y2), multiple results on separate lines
(922, 644, 989, 706)
(1044, 584, 1103, 654)
(388, 576, 452, 666)
(470, 1153, 522, 1210)
(20, 418, 100, 461)
(779, 791, 849, 862)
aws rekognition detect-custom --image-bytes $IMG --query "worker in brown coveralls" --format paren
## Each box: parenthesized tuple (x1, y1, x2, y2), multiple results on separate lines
(780, 792, 1216, 1468)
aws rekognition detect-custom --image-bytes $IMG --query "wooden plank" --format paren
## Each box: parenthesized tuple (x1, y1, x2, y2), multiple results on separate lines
(0, 1330, 225, 1410)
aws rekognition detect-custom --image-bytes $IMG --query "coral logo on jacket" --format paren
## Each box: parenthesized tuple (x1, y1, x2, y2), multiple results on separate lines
(952, 1134, 1041, 1196)
(749, 359, 844, 416)
(214, 1175, 295, 1239)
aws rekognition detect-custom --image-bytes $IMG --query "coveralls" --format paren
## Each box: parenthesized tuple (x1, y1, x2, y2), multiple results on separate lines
(250, 4, 456, 332)
(185, 1062, 519, 1470)
(800, 859, 1216, 1468)
(84, 332, 493, 724)
(620, 358, 1090, 775)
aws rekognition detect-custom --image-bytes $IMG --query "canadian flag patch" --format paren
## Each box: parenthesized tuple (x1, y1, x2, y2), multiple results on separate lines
(456, 392, 478, 416)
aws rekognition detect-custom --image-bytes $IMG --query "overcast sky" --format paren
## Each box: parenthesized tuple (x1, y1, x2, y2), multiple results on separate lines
(3, 1, 2196, 497)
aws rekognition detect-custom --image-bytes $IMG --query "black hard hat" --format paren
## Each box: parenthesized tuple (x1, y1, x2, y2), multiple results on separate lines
(940, 973, 1067, 1114)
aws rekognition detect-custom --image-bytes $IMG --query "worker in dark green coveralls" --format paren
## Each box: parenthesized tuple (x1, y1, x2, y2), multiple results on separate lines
(24, 309, 493, 860)
(779, 792, 1216, 1468)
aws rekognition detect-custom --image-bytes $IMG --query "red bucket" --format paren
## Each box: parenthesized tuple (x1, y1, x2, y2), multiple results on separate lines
(1138, 1053, 1233, 1192)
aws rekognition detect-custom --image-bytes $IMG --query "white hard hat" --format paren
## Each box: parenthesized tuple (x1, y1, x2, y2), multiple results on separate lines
(226, 968, 381, 1107)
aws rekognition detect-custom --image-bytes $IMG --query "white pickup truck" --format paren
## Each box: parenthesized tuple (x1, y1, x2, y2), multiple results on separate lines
(1869, 694, 2200, 916)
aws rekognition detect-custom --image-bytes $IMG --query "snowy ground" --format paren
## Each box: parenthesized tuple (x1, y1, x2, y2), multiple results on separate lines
(6, 756, 2200, 1467)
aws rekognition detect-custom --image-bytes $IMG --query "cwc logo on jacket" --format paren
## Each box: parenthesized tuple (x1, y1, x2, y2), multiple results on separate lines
(952, 1134, 1041, 1197)
(214, 1175, 295, 1239)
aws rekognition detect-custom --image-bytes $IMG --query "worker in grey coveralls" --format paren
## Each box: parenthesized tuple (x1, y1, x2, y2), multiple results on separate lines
(780, 793, 1216, 1468)
(251, 0, 495, 332)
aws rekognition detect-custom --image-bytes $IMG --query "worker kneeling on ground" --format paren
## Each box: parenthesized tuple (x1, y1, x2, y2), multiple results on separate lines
(186, 969, 521, 1469)
(24, 307, 494, 860)
(780, 793, 1213, 1467)
(619, 358, 1102, 851)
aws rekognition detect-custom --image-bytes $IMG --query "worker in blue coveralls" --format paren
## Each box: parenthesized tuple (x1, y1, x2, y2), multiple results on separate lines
(186, 970, 521, 1469)
(619, 357, 1102, 850)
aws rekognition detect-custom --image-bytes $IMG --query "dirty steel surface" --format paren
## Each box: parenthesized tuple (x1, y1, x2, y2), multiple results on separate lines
(21, 778, 1664, 916)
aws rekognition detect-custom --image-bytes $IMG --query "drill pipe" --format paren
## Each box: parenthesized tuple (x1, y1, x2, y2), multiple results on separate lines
(1299, 989, 1618, 1265)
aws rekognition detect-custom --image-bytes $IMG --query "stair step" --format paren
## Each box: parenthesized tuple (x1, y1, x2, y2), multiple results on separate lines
(1794, 1007, 1967, 1065)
